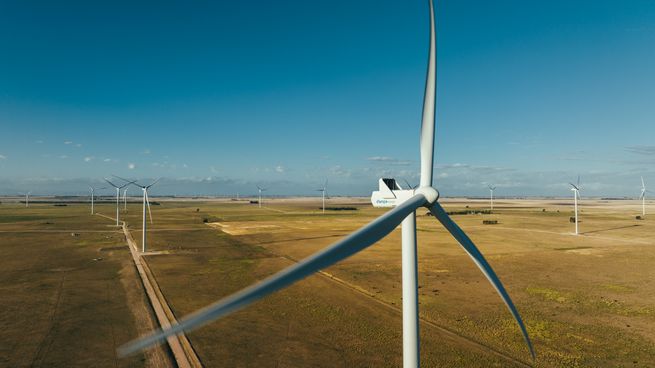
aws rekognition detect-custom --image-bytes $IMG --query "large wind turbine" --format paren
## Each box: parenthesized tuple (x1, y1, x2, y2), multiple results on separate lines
(488, 185, 496, 211)
(129, 179, 160, 253)
(316, 179, 328, 214)
(120, 1, 534, 365)
(256, 185, 267, 208)
(104, 178, 136, 226)
(569, 176, 581, 235)
(88, 186, 106, 215)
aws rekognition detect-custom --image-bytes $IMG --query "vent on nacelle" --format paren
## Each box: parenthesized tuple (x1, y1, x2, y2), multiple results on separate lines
(383, 178, 401, 190)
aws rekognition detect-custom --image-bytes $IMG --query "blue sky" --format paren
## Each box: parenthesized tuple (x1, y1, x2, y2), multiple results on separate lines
(1, 0, 655, 197)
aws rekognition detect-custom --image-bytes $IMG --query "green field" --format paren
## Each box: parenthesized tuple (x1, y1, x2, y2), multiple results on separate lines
(1, 198, 654, 367)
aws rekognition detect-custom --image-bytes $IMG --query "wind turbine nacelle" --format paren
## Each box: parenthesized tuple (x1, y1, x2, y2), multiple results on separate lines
(371, 178, 416, 208)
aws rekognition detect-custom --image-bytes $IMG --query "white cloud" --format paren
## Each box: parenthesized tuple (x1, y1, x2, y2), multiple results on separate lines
(84, 156, 94, 162)
(128, 163, 136, 170)
(75, 143, 82, 148)
(366, 156, 412, 166)
(142, 149, 151, 155)
(59, 155, 68, 159)
(0, 154, 6, 160)
(625, 145, 655, 156)
(275, 165, 285, 173)
(35, 140, 43, 144)
(64, 141, 72, 145)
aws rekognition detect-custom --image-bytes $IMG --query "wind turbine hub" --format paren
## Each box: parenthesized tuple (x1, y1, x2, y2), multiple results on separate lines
(416, 186, 439, 205)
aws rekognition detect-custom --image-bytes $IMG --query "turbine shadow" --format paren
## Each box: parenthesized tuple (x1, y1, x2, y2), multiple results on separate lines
(250, 233, 347, 246)
(580, 224, 641, 235)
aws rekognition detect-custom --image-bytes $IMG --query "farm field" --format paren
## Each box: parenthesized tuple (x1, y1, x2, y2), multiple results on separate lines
(1, 197, 654, 367)
(0, 202, 171, 367)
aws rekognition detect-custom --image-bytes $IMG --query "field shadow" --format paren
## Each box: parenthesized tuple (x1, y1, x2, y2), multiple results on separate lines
(256, 234, 346, 246)
(581, 224, 641, 235)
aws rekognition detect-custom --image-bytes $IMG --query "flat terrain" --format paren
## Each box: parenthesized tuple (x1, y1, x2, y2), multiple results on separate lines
(1, 197, 654, 367)
(0, 203, 170, 367)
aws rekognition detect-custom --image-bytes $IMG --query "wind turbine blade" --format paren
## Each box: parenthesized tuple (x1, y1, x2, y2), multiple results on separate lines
(428, 202, 535, 359)
(641, 176, 645, 190)
(577, 175, 580, 187)
(147, 177, 162, 188)
(419, 0, 436, 188)
(104, 179, 119, 188)
(118, 193, 428, 356)
(568, 183, 579, 191)
(145, 190, 153, 224)
(112, 174, 133, 183)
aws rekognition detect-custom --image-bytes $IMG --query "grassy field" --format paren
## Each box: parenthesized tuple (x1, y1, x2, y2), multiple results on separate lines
(0, 203, 170, 368)
(1, 197, 654, 367)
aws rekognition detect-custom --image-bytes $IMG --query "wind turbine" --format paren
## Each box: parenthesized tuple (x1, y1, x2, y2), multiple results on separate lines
(88, 185, 106, 215)
(640, 176, 650, 218)
(22, 191, 32, 208)
(129, 179, 160, 253)
(123, 188, 128, 211)
(104, 178, 136, 226)
(256, 185, 267, 208)
(18, 191, 32, 207)
(316, 179, 328, 214)
(488, 185, 496, 212)
(569, 176, 581, 235)
(119, 1, 534, 365)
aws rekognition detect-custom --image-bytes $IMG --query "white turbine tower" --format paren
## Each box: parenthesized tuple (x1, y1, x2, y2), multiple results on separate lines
(123, 188, 129, 211)
(129, 179, 159, 253)
(256, 185, 267, 208)
(316, 179, 328, 214)
(89, 185, 106, 215)
(120, 1, 534, 364)
(24, 191, 31, 208)
(569, 176, 581, 235)
(104, 178, 136, 226)
(488, 185, 496, 212)
(639, 176, 650, 218)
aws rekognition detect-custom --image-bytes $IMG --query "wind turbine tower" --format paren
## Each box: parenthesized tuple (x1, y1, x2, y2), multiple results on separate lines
(89, 186, 106, 215)
(105, 178, 135, 226)
(317, 179, 328, 214)
(640, 176, 649, 218)
(488, 185, 496, 212)
(130, 179, 159, 253)
(570, 176, 581, 235)
(256, 185, 267, 208)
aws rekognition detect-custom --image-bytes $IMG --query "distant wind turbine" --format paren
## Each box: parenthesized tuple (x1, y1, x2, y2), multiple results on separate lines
(256, 185, 267, 208)
(89, 185, 106, 215)
(123, 188, 129, 211)
(316, 179, 328, 214)
(22, 191, 31, 208)
(130, 179, 160, 253)
(104, 177, 136, 226)
(488, 185, 496, 211)
(569, 176, 581, 235)
(120, 0, 534, 364)
(640, 176, 650, 218)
